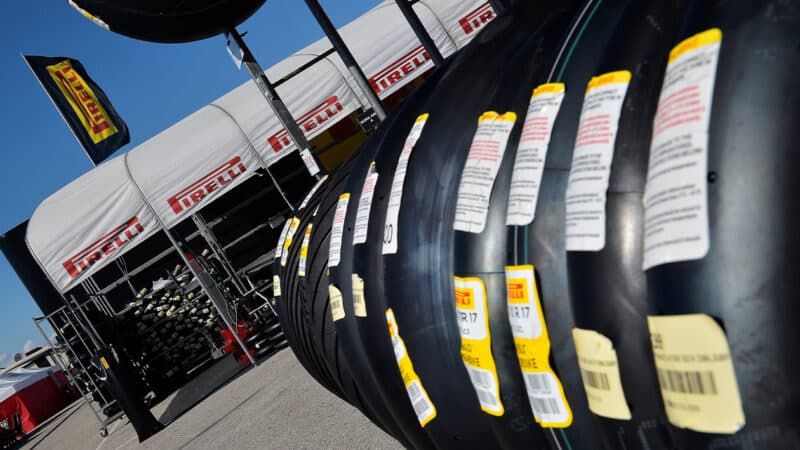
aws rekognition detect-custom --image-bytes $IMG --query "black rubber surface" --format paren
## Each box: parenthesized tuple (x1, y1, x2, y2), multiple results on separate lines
(70, 0, 266, 43)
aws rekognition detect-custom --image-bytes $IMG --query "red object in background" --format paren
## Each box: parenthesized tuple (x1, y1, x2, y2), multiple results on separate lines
(220, 321, 254, 365)
(0, 368, 74, 434)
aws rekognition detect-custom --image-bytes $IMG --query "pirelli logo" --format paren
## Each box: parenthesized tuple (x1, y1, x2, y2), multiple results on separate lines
(268, 96, 344, 152)
(168, 156, 247, 214)
(46, 60, 118, 144)
(455, 287, 476, 310)
(369, 45, 431, 95)
(459, 2, 495, 36)
(62, 217, 144, 278)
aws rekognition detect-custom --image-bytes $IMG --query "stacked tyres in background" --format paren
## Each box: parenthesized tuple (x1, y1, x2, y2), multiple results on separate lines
(274, 1, 800, 449)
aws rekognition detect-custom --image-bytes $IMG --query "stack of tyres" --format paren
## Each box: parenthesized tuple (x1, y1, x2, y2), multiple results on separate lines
(328, 60, 456, 450)
(274, 0, 800, 449)
(371, 3, 584, 449)
(275, 158, 411, 445)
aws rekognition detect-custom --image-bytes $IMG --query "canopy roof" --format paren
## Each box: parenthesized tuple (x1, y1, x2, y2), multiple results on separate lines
(27, 0, 495, 293)
(0, 366, 60, 404)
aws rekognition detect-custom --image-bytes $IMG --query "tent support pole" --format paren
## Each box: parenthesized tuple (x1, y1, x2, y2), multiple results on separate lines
(394, 0, 444, 66)
(225, 29, 325, 179)
(303, 0, 387, 121)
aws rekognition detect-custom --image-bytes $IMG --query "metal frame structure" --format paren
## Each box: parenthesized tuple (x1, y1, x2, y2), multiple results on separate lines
(33, 302, 123, 437)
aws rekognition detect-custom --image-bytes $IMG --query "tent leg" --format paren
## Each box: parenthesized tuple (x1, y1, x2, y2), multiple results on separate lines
(225, 29, 325, 178)
(303, 0, 387, 121)
(394, 0, 444, 66)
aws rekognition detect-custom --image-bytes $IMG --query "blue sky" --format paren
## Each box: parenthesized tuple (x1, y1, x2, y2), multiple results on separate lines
(0, 0, 382, 367)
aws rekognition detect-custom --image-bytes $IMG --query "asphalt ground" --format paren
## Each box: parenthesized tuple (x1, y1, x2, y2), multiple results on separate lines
(16, 348, 402, 450)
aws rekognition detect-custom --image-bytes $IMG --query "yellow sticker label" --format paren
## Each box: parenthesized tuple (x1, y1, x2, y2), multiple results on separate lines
(669, 28, 722, 63)
(505, 265, 573, 427)
(351, 273, 367, 317)
(532, 82, 566, 97)
(586, 70, 633, 92)
(298, 224, 313, 278)
(329, 285, 345, 322)
(272, 274, 281, 297)
(99, 357, 110, 369)
(572, 328, 632, 420)
(386, 308, 437, 427)
(648, 314, 745, 433)
(280, 217, 301, 267)
(453, 276, 505, 416)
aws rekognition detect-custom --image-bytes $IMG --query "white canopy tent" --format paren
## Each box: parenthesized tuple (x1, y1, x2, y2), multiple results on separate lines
(26, 156, 161, 292)
(0, 367, 62, 404)
(26, 0, 495, 294)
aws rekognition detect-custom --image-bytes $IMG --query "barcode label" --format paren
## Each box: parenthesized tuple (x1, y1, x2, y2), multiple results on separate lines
(524, 372, 569, 424)
(582, 369, 611, 391)
(658, 369, 718, 396)
(525, 372, 553, 393)
(328, 285, 345, 322)
(531, 397, 563, 417)
(468, 366, 493, 390)
(408, 381, 434, 422)
(476, 388, 499, 407)
(572, 327, 632, 420)
(391, 334, 405, 361)
(466, 366, 500, 410)
(352, 274, 367, 318)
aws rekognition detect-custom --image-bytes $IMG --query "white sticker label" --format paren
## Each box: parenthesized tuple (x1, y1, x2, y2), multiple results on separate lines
(352, 273, 367, 317)
(383, 114, 429, 255)
(300, 148, 321, 177)
(507, 83, 566, 226)
(299, 175, 328, 211)
(297, 224, 313, 278)
(454, 111, 517, 234)
(280, 217, 301, 267)
(565, 71, 632, 251)
(272, 274, 281, 297)
(353, 164, 378, 245)
(275, 218, 292, 260)
(328, 193, 350, 268)
(642, 29, 721, 270)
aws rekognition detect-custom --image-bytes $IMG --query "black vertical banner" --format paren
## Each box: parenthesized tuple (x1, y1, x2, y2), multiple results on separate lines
(23, 55, 130, 165)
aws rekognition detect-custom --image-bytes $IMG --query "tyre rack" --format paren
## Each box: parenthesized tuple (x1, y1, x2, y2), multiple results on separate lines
(33, 299, 123, 438)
